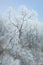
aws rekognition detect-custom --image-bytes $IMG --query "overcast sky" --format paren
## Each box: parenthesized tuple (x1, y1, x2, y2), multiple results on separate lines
(0, 0, 43, 22)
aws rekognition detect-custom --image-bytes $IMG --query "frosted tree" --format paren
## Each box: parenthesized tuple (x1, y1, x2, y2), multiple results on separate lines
(0, 5, 43, 65)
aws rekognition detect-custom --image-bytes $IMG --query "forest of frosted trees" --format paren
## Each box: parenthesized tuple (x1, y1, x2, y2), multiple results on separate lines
(0, 6, 43, 65)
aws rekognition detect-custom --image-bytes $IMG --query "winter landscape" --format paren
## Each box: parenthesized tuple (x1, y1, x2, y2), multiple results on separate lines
(0, 0, 43, 65)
